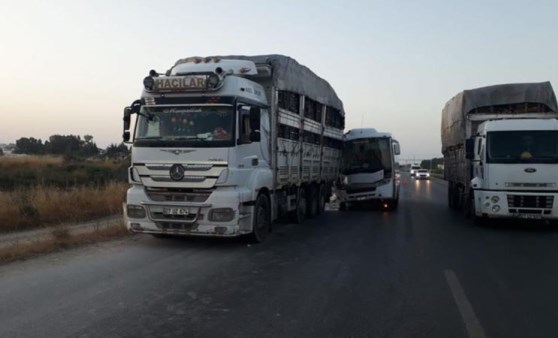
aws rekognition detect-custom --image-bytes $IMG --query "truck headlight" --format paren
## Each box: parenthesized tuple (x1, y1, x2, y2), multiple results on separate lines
(127, 205, 146, 218)
(491, 196, 500, 203)
(492, 205, 501, 213)
(209, 208, 235, 222)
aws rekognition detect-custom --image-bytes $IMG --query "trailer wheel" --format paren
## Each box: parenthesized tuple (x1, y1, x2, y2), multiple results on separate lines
(317, 184, 326, 215)
(290, 188, 307, 224)
(249, 193, 271, 243)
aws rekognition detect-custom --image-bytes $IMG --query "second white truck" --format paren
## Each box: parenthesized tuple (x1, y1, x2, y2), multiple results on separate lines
(442, 82, 558, 222)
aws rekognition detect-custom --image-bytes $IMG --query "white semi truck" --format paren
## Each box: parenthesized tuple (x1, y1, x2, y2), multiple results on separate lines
(122, 55, 345, 241)
(441, 82, 558, 222)
(336, 128, 401, 210)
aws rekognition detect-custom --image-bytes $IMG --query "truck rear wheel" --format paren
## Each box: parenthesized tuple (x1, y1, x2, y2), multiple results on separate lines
(308, 185, 318, 218)
(290, 188, 307, 224)
(448, 184, 454, 209)
(249, 194, 271, 243)
(316, 184, 326, 215)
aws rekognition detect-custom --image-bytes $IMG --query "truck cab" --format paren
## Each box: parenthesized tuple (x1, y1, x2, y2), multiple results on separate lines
(123, 58, 273, 240)
(468, 119, 558, 220)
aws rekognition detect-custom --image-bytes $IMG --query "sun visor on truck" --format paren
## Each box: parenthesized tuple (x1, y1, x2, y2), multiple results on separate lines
(171, 54, 344, 113)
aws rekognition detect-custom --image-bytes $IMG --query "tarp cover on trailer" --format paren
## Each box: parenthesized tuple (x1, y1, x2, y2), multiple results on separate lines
(441, 82, 558, 151)
(172, 54, 344, 113)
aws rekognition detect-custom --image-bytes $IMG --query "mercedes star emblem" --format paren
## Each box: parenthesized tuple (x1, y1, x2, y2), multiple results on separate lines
(169, 164, 185, 181)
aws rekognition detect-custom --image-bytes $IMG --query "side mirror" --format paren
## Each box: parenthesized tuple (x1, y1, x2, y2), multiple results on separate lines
(249, 106, 261, 128)
(393, 141, 401, 155)
(250, 131, 261, 142)
(123, 107, 132, 131)
(465, 138, 475, 160)
(123, 131, 131, 142)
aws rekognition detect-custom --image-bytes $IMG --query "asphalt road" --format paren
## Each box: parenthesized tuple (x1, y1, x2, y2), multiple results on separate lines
(2, 175, 558, 337)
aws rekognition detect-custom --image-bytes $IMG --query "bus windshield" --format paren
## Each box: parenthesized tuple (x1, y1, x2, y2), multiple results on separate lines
(342, 138, 393, 175)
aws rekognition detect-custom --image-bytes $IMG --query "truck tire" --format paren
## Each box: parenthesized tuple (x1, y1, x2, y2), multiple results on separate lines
(316, 184, 326, 215)
(463, 190, 473, 218)
(340, 202, 348, 211)
(448, 184, 455, 209)
(308, 185, 318, 218)
(290, 188, 307, 224)
(387, 198, 399, 211)
(249, 193, 271, 243)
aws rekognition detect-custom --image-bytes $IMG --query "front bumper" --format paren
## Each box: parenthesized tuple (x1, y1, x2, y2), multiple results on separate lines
(124, 185, 254, 237)
(473, 190, 558, 219)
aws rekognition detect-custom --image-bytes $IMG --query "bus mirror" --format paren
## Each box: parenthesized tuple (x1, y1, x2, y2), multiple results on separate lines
(393, 142, 401, 155)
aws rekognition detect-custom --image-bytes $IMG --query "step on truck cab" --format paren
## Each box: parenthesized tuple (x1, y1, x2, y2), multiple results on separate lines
(441, 82, 558, 221)
(122, 55, 345, 241)
(336, 128, 401, 210)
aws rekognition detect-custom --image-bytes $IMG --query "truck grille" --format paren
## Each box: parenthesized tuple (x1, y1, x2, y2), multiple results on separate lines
(507, 195, 554, 209)
(507, 195, 554, 215)
(146, 188, 211, 202)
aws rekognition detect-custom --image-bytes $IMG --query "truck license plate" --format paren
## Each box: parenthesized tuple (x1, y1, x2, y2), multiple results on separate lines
(163, 207, 189, 216)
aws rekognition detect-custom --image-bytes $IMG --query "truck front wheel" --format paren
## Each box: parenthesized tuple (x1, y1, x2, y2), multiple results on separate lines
(249, 194, 271, 243)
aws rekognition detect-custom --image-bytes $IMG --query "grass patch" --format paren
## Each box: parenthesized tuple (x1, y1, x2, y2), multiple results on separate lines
(0, 223, 129, 264)
(0, 182, 129, 232)
(0, 155, 128, 190)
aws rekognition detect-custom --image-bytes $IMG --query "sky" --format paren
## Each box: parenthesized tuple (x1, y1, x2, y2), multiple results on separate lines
(1, 0, 557, 159)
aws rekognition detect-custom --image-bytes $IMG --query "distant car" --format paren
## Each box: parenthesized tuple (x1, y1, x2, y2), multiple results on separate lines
(410, 165, 421, 177)
(415, 169, 430, 179)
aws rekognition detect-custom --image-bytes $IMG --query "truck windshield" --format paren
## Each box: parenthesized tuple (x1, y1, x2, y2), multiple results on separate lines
(342, 138, 392, 175)
(487, 131, 558, 163)
(134, 105, 234, 147)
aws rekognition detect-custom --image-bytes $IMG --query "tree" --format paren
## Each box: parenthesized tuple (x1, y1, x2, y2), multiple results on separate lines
(105, 143, 130, 159)
(14, 137, 45, 154)
(81, 134, 99, 157)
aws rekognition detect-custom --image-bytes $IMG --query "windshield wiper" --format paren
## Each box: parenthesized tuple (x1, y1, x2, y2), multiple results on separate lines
(170, 136, 210, 142)
(137, 136, 163, 140)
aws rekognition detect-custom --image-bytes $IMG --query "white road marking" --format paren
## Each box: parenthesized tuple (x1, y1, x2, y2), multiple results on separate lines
(444, 269, 488, 338)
